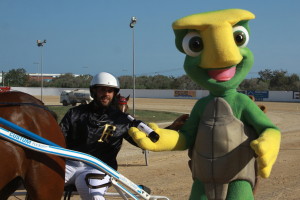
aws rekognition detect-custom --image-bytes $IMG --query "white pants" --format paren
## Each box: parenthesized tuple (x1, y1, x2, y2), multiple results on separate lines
(65, 159, 110, 200)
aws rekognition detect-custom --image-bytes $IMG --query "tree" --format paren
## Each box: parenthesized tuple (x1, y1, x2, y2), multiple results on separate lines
(172, 75, 203, 90)
(136, 75, 174, 89)
(3, 67, 299, 91)
(268, 70, 288, 90)
(26, 79, 42, 87)
(258, 69, 273, 82)
(256, 69, 300, 91)
(74, 74, 93, 88)
(285, 73, 300, 91)
(239, 78, 269, 90)
(119, 75, 133, 89)
(4, 68, 29, 86)
(46, 73, 92, 88)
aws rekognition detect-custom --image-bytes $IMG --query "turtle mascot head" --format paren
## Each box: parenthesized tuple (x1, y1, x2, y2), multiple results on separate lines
(173, 9, 255, 96)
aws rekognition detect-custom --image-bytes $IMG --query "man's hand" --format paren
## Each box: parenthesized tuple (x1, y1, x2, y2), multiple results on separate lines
(129, 123, 186, 152)
(250, 128, 281, 178)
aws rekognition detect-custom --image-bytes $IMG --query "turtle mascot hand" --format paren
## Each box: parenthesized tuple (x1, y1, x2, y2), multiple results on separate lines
(129, 123, 186, 151)
(251, 128, 281, 178)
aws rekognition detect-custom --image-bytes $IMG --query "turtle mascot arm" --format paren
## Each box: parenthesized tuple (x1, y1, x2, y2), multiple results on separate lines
(129, 8, 281, 200)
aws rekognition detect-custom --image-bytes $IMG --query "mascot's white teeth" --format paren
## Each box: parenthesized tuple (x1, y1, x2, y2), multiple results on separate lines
(208, 66, 237, 81)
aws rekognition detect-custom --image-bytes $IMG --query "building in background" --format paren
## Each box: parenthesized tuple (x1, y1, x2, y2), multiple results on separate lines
(28, 73, 62, 82)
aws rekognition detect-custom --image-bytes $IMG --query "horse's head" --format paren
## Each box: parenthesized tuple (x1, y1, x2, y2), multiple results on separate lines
(116, 94, 130, 113)
(248, 95, 267, 113)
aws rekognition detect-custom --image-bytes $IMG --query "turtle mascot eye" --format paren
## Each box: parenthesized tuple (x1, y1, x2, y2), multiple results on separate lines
(182, 32, 203, 57)
(233, 26, 250, 47)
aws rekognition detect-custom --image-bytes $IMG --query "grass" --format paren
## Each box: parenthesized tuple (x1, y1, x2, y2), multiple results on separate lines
(48, 106, 71, 122)
(127, 109, 182, 123)
(48, 106, 182, 124)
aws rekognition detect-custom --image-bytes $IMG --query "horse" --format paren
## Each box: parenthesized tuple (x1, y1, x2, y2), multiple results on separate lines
(0, 91, 66, 200)
(116, 93, 190, 130)
(248, 95, 267, 113)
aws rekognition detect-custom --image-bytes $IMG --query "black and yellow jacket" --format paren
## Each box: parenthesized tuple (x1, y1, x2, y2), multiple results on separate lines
(60, 101, 137, 170)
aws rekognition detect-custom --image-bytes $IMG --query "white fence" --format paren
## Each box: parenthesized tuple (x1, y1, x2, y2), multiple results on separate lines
(10, 87, 300, 102)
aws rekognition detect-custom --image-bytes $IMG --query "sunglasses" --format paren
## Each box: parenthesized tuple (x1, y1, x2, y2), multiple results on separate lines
(97, 87, 115, 93)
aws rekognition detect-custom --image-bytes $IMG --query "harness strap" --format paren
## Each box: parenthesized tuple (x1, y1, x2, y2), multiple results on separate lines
(0, 102, 51, 112)
(0, 102, 57, 121)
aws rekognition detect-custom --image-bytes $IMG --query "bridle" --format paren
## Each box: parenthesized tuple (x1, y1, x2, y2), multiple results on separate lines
(117, 96, 129, 113)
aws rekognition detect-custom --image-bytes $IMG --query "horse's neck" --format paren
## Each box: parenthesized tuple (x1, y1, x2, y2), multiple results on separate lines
(117, 95, 129, 113)
(119, 104, 128, 113)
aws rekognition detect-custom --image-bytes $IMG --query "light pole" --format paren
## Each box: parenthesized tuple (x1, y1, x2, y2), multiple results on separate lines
(130, 16, 137, 116)
(36, 39, 46, 102)
(33, 62, 39, 81)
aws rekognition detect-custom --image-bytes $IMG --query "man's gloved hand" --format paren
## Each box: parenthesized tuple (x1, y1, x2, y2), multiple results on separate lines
(129, 123, 186, 152)
(250, 128, 281, 178)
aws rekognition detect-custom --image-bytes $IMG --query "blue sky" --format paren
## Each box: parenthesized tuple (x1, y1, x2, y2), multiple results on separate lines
(0, 0, 299, 78)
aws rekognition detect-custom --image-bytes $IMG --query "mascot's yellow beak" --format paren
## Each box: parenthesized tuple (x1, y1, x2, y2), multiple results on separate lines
(172, 9, 255, 69)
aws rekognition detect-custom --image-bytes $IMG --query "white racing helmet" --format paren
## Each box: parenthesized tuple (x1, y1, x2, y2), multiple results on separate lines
(90, 72, 120, 98)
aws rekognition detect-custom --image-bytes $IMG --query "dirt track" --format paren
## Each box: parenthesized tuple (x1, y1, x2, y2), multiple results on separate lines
(118, 98, 300, 200)
(11, 97, 300, 199)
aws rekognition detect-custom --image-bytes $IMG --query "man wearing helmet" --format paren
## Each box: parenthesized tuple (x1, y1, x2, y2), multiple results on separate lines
(60, 72, 138, 200)
(89, 72, 120, 107)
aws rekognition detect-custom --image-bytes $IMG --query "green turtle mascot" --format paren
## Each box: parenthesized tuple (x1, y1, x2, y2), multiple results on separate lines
(129, 9, 281, 200)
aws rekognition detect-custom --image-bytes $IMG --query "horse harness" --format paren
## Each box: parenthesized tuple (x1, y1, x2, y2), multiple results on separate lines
(0, 102, 57, 120)
(0, 102, 51, 111)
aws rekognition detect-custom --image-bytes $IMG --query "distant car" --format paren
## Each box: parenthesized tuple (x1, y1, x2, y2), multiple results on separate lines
(60, 89, 92, 106)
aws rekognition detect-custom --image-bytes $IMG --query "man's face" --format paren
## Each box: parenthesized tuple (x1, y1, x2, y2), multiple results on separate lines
(94, 86, 115, 107)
